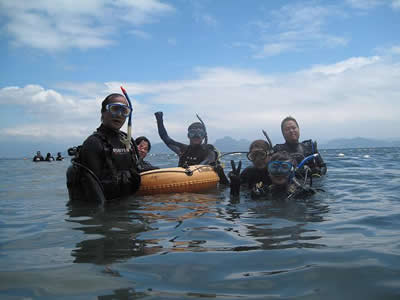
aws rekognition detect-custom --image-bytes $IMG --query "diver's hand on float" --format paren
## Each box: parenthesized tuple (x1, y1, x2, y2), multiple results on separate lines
(228, 160, 241, 196)
(154, 111, 163, 121)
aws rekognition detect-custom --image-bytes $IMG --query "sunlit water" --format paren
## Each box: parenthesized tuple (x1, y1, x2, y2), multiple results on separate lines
(1, 148, 400, 299)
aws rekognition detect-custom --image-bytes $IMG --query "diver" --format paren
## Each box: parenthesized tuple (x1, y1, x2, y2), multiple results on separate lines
(56, 152, 64, 161)
(273, 116, 327, 177)
(250, 151, 317, 201)
(228, 140, 273, 197)
(32, 151, 44, 162)
(135, 136, 159, 172)
(45, 152, 55, 161)
(66, 92, 141, 203)
(154, 111, 228, 184)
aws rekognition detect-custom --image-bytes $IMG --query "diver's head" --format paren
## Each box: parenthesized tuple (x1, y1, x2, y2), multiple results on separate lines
(187, 122, 206, 145)
(247, 140, 272, 169)
(268, 151, 294, 186)
(135, 136, 151, 159)
(101, 93, 130, 130)
(36, 151, 41, 155)
(281, 116, 300, 144)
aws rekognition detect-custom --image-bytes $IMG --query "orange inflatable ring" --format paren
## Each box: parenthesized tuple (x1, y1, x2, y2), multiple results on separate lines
(138, 165, 220, 195)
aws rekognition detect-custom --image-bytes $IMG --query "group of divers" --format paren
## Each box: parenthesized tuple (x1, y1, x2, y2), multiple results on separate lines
(66, 91, 327, 204)
(33, 151, 64, 162)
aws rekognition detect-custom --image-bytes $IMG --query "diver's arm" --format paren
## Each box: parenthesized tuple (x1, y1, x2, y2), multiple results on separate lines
(155, 111, 186, 155)
(79, 135, 104, 179)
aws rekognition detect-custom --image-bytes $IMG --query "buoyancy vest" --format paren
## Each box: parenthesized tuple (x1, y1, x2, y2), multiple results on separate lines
(67, 130, 141, 202)
(178, 144, 216, 167)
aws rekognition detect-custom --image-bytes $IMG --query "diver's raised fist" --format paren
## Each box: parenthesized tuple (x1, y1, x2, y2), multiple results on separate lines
(154, 111, 163, 120)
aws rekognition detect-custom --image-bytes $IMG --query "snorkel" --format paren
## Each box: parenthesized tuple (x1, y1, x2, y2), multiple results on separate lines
(120, 86, 133, 151)
(262, 129, 273, 151)
(196, 114, 208, 144)
(297, 153, 319, 170)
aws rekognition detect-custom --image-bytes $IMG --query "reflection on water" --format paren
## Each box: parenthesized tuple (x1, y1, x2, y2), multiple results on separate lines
(66, 200, 161, 265)
(2, 148, 400, 299)
(67, 185, 329, 267)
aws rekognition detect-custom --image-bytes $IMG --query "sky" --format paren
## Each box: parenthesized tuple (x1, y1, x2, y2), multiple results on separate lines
(1, 0, 400, 157)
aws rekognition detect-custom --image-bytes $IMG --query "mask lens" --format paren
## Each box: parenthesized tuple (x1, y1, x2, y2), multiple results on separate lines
(247, 150, 267, 161)
(188, 128, 205, 139)
(268, 161, 293, 176)
(106, 103, 131, 117)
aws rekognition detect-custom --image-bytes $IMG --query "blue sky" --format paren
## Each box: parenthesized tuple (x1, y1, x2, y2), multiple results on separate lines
(1, 0, 400, 156)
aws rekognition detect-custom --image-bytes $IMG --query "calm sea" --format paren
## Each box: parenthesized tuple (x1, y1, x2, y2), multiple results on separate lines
(0, 148, 400, 300)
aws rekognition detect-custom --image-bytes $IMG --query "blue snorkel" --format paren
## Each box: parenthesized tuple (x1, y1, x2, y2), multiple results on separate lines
(294, 153, 319, 186)
(296, 153, 319, 170)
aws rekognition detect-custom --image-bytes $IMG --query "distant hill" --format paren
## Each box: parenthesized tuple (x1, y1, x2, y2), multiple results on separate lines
(213, 136, 250, 152)
(151, 136, 251, 154)
(319, 137, 400, 149)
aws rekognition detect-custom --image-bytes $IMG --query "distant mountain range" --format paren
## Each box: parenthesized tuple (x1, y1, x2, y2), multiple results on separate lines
(319, 137, 400, 149)
(151, 136, 400, 153)
(1, 136, 399, 158)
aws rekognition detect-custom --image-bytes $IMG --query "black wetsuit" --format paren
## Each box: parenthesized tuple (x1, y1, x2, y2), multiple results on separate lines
(252, 181, 316, 201)
(67, 124, 141, 202)
(240, 166, 272, 189)
(45, 155, 55, 161)
(156, 116, 218, 167)
(273, 140, 327, 176)
(33, 155, 44, 162)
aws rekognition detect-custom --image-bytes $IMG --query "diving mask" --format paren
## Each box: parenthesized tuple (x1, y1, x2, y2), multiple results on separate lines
(267, 161, 294, 176)
(247, 150, 270, 161)
(188, 128, 206, 139)
(105, 103, 131, 117)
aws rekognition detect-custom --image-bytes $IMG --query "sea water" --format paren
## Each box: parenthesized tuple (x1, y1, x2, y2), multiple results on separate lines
(0, 148, 400, 299)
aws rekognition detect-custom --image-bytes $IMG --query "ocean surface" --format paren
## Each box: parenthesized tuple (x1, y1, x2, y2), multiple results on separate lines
(1, 148, 400, 300)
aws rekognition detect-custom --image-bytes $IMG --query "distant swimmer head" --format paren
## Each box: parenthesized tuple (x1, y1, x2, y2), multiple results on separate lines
(268, 151, 294, 186)
(281, 116, 300, 144)
(247, 140, 272, 169)
(101, 93, 130, 130)
(135, 136, 151, 159)
(188, 122, 206, 145)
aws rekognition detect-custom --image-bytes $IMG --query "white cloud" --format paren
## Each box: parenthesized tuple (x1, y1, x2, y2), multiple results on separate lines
(345, 0, 383, 9)
(393, 0, 400, 9)
(195, 14, 218, 27)
(1, 55, 400, 144)
(245, 2, 348, 58)
(346, 0, 400, 10)
(130, 29, 152, 40)
(0, 0, 174, 51)
(167, 38, 177, 46)
(308, 56, 381, 75)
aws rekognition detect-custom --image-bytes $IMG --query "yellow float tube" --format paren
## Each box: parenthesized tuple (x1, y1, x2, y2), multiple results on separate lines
(138, 165, 220, 196)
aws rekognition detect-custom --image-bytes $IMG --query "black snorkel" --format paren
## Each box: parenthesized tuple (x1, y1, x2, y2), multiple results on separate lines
(196, 114, 208, 145)
(262, 129, 273, 151)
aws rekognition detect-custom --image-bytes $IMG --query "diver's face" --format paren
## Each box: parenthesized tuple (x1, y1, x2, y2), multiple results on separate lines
(102, 96, 128, 130)
(270, 174, 289, 186)
(282, 120, 300, 144)
(137, 140, 149, 159)
(190, 137, 203, 145)
(249, 148, 270, 169)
